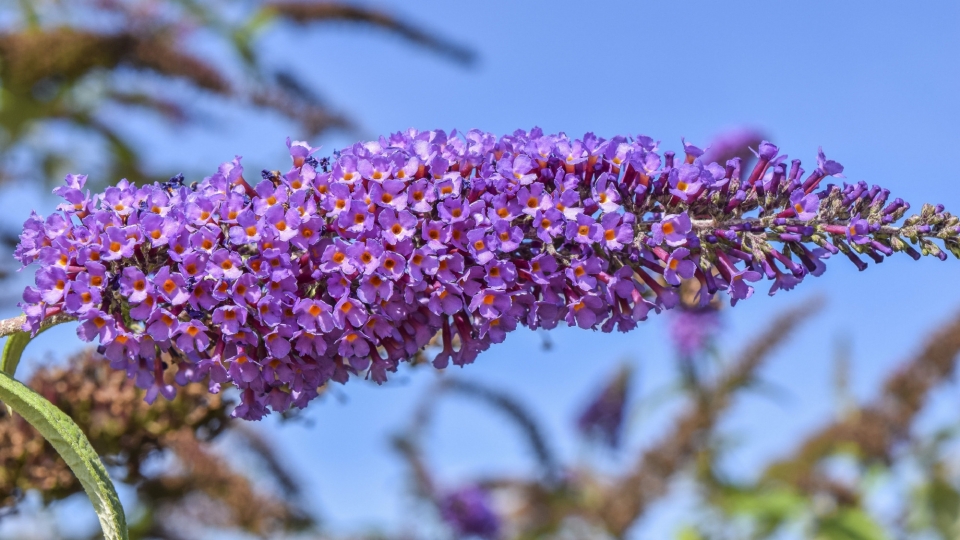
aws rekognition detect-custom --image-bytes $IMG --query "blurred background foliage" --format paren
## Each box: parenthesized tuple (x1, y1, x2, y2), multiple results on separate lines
(2, 1, 960, 539)
(0, 0, 473, 189)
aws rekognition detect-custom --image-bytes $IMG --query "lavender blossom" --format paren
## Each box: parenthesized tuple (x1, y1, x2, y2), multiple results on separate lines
(14, 129, 960, 420)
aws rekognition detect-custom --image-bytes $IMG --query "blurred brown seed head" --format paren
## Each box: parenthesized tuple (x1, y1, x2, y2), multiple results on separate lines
(0, 348, 230, 507)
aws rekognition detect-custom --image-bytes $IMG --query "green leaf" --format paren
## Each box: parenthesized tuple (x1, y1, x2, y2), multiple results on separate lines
(0, 371, 128, 539)
(816, 508, 889, 540)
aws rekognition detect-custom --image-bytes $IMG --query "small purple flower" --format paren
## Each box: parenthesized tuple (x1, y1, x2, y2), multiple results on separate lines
(212, 305, 247, 335)
(130, 292, 159, 321)
(264, 205, 301, 242)
(565, 257, 602, 290)
(100, 226, 138, 261)
(254, 181, 288, 216)
(427, 283, 464, 315)
(438, 197, 470, 223)
(407, 179, 436, 213)
(63, 281, 101, 316)
(421, 220, 449, 250)
(102, 184, 135, 215)
(210, 249, 243, 280)
(663, 247, 696, 286)
(434, 174, 462, 200)
(140, 213, 179, 247)
(153, 267, 191, 305)
(102, 331, 139, 363)
(408, 246, 439, 283)
(484, 260, 517, 289)
(76, 309, 117, 343)
(146, 309, 178, 341)
(817, 146, 845, 177)
(256, 295, 284, 327)
(466, 228, 495, 265)
(264, 329, 292, 358)
(287, 136, 319, 168)
(469, 289, 511, 319)
(320, 240, 356, 275)
(727, 269, 762, 305)
(119, 267, 151, 303)
(190, 225, 221, 254)
(378, 251, 406, 280)
(669, 164, 703, 201)
(516, 184, 547, 217)
(491, 220, 523, 252)
(789, 189, 819, 221)
(681, 137, 705, 162)
(333, 297, 367, 328)
(339, 203, 374, 234)
(36, 266, 69, 304)
(378, 210, 417, 244)
(567, 214, 601, 244)
(600, 213, 634, 250)
(369, 179, 408, 210)
(175, 320, 211, 352)
(651, 212, 692, 246)
(566, 293, 604, 329)
(534, 209, 563, 242)
(846, 214, 871, 245)
(498, 153, 536, 185)
(178, 251, 208, 280)
(529, 253, 557, 285)
(230, 210, 260, 245)
(357, 273, 393, 304)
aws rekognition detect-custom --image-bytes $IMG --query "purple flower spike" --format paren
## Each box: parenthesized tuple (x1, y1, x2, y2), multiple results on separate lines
(14, 129, 957, 419)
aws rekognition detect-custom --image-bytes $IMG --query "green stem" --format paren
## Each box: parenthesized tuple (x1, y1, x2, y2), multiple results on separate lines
(1, 313, 75, 376)
(0, 317, 127, 539)
(0, 312, 75, 339)
(0, 372, 128, 539)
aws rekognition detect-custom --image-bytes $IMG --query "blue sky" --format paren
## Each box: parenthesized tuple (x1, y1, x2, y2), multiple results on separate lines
(2, 1, 960, 538)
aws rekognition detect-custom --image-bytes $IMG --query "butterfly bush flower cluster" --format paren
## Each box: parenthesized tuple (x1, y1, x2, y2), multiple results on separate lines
(14, 128, 960, 419)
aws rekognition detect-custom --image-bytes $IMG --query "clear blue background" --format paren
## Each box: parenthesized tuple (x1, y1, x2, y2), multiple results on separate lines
(1, 1, 959, 537)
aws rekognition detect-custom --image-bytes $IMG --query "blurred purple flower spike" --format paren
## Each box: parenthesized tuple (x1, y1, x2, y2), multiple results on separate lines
(439, 485, 501, 539)
(669, 309, 721, 359)
(576, 364, 632, 449)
